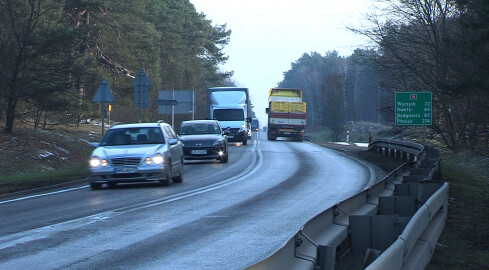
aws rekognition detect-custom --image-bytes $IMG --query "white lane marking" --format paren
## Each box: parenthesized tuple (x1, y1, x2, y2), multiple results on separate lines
(0, 186, 88, 205)
(0, 139, 264, 206)
(0, 211, 118, 250)
(0, 140, 263, 249)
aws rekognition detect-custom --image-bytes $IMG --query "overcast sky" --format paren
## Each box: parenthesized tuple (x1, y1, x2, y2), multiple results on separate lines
(189, 0, 375, 124)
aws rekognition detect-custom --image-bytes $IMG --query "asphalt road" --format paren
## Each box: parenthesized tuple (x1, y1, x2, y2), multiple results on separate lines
(0, 132, 377, 270)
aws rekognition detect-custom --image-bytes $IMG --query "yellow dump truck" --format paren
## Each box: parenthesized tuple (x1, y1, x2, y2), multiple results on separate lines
(265, 88, 307, 141)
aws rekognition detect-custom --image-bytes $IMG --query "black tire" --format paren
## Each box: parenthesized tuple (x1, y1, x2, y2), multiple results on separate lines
(90, 183, 102, 190)
(220, 152, 229, 163)
(108, 182, 117, 189)
(243, 138, 248, 145)
(268, 136, 276, 141)
(159, 165, 172, 186)
(173, 158, 184, 183)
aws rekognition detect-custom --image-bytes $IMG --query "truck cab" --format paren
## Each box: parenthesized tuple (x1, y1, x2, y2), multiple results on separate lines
(265, 88, 306, 141)
(251, 118, 260, 131)
(208, 87, 251, 145)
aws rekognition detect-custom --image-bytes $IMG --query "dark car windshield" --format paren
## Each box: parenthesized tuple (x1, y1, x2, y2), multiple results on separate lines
(179, 123, 221, 135)
(101, 127, 165, 146)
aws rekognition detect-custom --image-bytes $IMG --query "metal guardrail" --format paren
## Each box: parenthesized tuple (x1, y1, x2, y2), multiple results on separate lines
(368, 139, 425, 162)
(245, 139, 446, 270)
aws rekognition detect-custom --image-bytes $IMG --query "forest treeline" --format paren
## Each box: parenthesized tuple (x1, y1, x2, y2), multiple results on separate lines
(0, 0, 233, 134)
(278, 0, 488, 153)
(1, 0, 488, 153)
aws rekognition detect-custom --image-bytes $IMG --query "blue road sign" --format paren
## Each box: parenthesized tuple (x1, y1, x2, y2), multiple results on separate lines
(134, 86, 149, 108)
(133, 69, 151, 122)
(92, 79, 115, 137)
(133, 69, 150, 109)
(132, 69, 150, 87)
(92, 79, 115, 103)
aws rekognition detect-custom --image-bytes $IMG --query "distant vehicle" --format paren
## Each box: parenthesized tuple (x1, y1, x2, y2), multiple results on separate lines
(177, 120, 229, 163)
(88, 122, 184, 189)
(208, 87, 252, 145)
(251, 118, 259, 131)
(265, 88, 307, 141)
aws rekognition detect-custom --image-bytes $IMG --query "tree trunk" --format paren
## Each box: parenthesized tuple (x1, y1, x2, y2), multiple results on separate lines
(42, 111, 48, 130)
(5, 96, 17, 134)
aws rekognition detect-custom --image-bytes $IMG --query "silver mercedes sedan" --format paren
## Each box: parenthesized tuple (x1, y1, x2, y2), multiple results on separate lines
(88, 122, 184, 189)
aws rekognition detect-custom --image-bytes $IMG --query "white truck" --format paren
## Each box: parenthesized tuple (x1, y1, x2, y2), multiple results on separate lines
(208, 87, 251, 145)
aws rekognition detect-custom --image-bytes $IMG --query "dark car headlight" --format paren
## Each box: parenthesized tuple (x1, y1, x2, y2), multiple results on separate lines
(213, 140, 224, 147)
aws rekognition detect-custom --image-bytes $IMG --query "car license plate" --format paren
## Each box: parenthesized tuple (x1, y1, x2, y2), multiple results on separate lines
(191, 150, 207, 155)
(227, 135, 234, 138)
(114, 167, 138, 174)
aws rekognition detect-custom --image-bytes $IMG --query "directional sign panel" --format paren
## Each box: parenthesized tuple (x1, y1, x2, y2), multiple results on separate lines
(158, 90, 194, 114)
(395, 92, 432, 125)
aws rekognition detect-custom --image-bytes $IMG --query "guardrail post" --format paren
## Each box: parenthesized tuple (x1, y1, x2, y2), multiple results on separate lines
(317, 245, 335, 270)
(363, 248, 382, 268)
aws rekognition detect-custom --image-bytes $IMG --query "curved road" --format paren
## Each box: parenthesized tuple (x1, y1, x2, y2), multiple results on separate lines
(0, 132, 375, 269)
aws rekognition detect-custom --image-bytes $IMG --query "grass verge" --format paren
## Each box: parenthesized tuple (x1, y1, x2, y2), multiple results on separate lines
(427, 155, 489, 269)
(0, 163, 88, 194)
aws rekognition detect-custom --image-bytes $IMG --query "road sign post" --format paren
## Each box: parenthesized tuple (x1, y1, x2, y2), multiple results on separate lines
(395, 92, 432, 125)
(92, 79, 115, 137)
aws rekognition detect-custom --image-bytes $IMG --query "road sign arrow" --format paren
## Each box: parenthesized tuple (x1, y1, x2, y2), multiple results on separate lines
(155, 99, 179, 106)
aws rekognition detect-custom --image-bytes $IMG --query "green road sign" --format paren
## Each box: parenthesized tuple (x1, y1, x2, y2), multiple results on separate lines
(395, 92, 432, 125)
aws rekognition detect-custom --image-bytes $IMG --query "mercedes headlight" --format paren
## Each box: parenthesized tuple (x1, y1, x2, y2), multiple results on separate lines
(90, 157, 108, 168)
(152, 153, 164, 165)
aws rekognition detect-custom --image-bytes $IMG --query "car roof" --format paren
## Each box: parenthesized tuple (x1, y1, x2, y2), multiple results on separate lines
(109, 122, 168, 130)
(181, 120, 219, 125)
